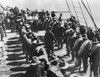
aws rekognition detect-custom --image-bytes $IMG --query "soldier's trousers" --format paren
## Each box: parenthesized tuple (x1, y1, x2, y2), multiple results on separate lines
(83, 55, 88, 72)
(46, 45, 54, 57)
(78, 55, 88, 72)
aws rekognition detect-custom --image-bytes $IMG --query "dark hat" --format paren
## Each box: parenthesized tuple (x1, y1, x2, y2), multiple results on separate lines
(60, 13, 62, 16)
(92, 37, 99, 43)
(51, 60, 58, 66)
(58, 59, 65, 68)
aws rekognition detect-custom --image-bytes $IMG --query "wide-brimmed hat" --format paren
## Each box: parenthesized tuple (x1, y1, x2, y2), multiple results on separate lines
(92, 37, 99, 43)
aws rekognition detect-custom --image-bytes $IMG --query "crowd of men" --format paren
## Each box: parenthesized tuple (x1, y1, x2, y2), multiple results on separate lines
(0, 4, 100, 77)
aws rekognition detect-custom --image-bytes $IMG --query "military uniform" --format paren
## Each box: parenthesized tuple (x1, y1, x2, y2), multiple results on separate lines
(89, 38, 100, 77)
(45, 30, 56, 58)
(73, 36, 83, 63)
(78, 39, 92, 73)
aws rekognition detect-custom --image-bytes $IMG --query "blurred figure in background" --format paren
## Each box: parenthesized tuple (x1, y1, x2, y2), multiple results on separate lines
(0, 15, 4, 41)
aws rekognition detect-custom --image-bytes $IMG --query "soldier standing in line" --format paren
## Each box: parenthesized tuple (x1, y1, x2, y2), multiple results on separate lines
(89, 37, 100, 77)
(78, 35, 92, 73)
(0, 16, 4, 41)
(45, 26, 56, 59)
(72, 32, 83, 63)
(2, 17, 7, 37)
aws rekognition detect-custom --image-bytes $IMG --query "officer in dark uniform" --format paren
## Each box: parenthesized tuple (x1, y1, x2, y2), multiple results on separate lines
(45, 26, 56, 59)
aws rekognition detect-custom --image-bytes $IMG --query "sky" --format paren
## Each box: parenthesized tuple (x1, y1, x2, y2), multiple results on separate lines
(0, 0, 100, 28)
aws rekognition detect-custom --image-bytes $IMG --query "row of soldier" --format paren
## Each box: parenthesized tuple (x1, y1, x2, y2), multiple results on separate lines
(0, 5, 100, 77)
(19, 10, 100, 77)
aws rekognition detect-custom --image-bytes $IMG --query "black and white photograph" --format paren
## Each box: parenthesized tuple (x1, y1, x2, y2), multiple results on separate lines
(0, 0, 100, 77)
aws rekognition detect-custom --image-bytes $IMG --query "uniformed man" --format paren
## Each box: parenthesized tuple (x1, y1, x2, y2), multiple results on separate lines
(0, 16, 4, 41)
(2, 17, 7, 37)
(69, 16, 77, 30)
(64, 22, 74, 57)
(89, 37, 100, 77)
(72, 32, 83, 63)
(45, 26, 56, 59)
(78, 35, 92, 73)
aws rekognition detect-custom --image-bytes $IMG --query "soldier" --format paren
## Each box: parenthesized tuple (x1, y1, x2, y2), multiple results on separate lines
(78, 35, 92, 73)
(45, 26, 56, 59)
(0, 16, 4, 41)
(64, 22, 74, 57)
(72, 32, 83, 63)
(89, 37, 100, 77)
(58, 13, 62, 22)
(80, 25, 87, 35)
(2, 17, 7, 37)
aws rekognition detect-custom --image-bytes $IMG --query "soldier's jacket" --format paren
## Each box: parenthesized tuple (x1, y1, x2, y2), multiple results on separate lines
(89, 43, 100, 56)
(89, 43, 100, 72)
(78, 39, 92, 56)
(45, 30, 55, 45)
